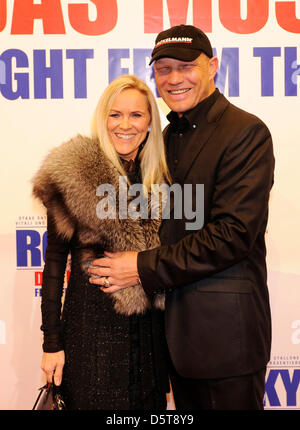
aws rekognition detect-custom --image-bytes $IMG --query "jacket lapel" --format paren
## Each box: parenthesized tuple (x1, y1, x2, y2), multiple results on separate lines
(174, 93, 229, 183)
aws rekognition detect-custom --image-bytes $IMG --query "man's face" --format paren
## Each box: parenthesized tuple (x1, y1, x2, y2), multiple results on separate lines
(154, 54, 218, 116)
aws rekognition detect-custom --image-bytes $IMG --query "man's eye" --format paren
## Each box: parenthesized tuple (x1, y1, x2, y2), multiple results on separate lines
(180, 65, 193, 71)
(156, 67, 170, 74)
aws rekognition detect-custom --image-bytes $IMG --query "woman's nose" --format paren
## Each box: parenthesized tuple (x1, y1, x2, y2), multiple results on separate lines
(119, 116, 131, 129)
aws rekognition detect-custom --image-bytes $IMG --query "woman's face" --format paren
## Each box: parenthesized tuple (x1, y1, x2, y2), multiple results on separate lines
(107, 88, 151, 161)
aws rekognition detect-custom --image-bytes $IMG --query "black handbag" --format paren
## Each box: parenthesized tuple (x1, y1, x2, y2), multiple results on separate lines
(32, 381, 67, 410)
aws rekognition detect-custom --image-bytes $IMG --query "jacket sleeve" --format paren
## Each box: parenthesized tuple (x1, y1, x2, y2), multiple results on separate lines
(138, 120, 275, 295)
(41, 212, 70, 352)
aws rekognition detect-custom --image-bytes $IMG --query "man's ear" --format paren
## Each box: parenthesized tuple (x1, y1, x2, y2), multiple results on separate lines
(209, 56, 219, 81)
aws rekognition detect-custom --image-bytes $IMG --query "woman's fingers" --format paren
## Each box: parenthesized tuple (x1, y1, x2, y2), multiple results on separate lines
(41, 351, 65, 385)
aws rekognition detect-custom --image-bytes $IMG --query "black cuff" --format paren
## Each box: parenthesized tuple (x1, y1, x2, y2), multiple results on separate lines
(42, 333, 64, 353)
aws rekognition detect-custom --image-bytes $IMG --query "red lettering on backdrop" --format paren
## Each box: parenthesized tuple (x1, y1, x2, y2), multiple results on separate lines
(144, 0, 212, 33)
(193, 0, 212, 32)
(276, 1, 300, 33)
(144, 0, 190, 33)
(68, 0, 117, 36)
(11, 0, 65, 34)
(35, 272, 43, 286)
(0, 0, 6, 32)
(219, 0, 268, 34)
(167, 0, 189, 27)
(144, 0, 162, 33)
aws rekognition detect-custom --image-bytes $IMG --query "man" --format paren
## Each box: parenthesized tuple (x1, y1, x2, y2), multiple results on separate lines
(89, 25, 275, 410)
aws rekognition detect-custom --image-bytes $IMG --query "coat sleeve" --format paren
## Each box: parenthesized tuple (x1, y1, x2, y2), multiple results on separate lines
(41, 212, 70, 352)
(138, 119, 275, 295)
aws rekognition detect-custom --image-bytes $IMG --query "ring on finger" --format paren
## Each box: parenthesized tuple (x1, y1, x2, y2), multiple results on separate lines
(103, 277, 110, 288)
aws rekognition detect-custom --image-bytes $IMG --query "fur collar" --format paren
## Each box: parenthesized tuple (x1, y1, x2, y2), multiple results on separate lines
(32, 135, 164, 315)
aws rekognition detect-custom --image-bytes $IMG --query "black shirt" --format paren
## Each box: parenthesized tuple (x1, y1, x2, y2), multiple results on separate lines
(159, 89, 220, 246)
(166, 89, 220, 179)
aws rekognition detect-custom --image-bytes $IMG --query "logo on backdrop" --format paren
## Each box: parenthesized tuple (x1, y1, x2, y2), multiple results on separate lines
(16, 215, 69, 297)
(265, 323, 300, 410)
(264, 354, 300, 410)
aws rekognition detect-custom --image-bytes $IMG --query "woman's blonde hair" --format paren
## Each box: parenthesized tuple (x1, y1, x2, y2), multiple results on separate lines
(91, 75, 170, 191)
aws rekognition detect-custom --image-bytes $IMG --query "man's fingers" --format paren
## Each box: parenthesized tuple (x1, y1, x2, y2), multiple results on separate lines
(88, 273, 129, 293)
(88, 267, 110, 278)
(89, 276, 121, 290)
(100, 285, 125, 294)
(91, 256, 112, 267)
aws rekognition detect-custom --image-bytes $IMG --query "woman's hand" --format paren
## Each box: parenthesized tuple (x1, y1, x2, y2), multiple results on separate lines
(41, 350, 65, 386)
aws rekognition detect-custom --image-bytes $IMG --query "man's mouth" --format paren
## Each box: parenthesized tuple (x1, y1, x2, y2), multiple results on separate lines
(168, 88, 191, 95)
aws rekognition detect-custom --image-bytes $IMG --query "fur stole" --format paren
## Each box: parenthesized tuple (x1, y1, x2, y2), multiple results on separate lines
(32, 134, 164, 315)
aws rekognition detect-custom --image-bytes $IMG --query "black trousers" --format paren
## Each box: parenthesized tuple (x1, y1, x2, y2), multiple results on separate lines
(169, 361, 266, 410)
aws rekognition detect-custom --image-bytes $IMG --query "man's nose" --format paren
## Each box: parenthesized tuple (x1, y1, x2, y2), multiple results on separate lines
(168, 68, 185, 85)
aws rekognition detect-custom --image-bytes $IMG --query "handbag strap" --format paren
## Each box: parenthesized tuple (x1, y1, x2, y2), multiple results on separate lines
(32, 384, 48, 410)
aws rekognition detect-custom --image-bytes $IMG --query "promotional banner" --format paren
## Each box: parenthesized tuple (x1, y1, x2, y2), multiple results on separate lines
(0, 0, 299, 410)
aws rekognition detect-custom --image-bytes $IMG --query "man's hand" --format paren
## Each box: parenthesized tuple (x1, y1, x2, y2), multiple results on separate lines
(88, 251, 139, 293)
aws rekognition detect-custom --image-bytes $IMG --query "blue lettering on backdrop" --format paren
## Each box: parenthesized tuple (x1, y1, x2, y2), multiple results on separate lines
(107, 46, 300, 98)
(0, 49, 29, 99)
(108, 47, 240, 97)
(253, 47, 281, 96)
(108, 48, 129, 80)
(253, 46, 300, 96)
(0, 49, 94, 99)
(265, 369, 300, 407)
(34, 50, 63, 99)
(108, 48, 159, 97)
(1, 47, 299, 99)
(16, 230, 47, 267)
(66, 49, 94, 98)
(214, 48, 239, 97)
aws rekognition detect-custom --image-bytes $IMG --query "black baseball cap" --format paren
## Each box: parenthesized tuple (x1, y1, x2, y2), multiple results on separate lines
(149, 24, 213, 65)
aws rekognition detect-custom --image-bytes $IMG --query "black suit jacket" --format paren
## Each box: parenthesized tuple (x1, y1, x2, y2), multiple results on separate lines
(138, 91, 275, 379)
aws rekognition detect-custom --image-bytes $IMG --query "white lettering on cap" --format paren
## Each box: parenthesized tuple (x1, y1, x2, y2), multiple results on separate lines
(155, 37, 193, 48)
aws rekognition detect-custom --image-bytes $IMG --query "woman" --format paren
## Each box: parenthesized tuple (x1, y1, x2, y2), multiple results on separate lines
(32, 75, 170, 410)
